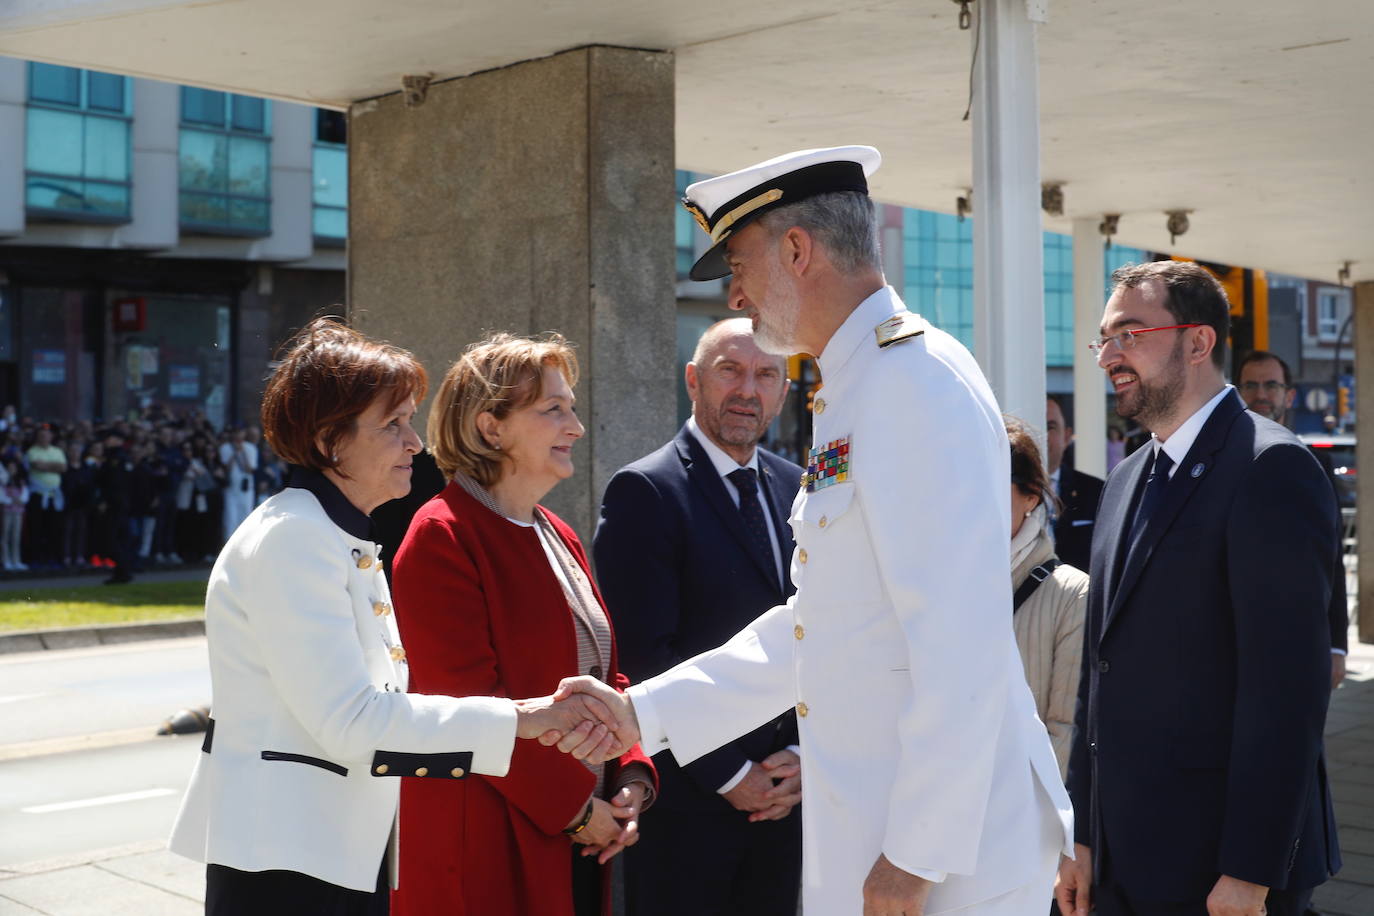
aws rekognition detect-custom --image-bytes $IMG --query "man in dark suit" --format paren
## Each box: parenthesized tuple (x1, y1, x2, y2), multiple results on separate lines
(1056, 261, 1341, 916)
(594, 318, 803, 916)
(1046, 396, 1104, 573)
(1236, 349, 1350, 691)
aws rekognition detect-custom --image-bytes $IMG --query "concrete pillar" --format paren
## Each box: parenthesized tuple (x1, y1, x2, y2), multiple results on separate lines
(0, 56, 27, 237)
(1355, 280, 1374, 645)
(348, 46, 677, 540)
(1072, 218, 1106, 478)
(971, 0, 1046, 430)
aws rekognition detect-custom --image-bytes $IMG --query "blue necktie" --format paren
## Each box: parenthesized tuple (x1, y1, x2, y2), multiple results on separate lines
(727, 467, 778, 590)
(1127, 449, 1175, 555)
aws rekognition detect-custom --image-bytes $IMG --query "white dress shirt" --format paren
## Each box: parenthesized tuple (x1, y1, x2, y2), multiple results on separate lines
(1151, 384, 1232, 478)
(686, 415, 786, 590)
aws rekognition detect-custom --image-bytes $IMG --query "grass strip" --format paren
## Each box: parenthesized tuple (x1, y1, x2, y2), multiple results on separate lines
(0, 579, 207, 632)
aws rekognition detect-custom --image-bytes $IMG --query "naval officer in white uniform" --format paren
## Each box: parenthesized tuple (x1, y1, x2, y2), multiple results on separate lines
(559, 146, 1072, 915)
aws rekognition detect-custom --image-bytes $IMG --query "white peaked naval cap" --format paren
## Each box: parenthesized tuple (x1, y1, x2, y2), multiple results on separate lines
(681, 145, 882, 281)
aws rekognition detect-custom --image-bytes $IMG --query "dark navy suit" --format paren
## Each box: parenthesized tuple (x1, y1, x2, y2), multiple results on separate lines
(1053, 466, 1104, 574)
(1067, 390, 1341, 913)
(594, 424, 802, 916)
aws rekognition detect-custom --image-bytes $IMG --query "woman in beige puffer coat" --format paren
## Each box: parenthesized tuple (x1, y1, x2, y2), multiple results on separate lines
(1006, 419, 1088, 779)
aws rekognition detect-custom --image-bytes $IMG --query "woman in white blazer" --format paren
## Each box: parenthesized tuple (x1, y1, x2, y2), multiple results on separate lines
(169, 318, 626, 916)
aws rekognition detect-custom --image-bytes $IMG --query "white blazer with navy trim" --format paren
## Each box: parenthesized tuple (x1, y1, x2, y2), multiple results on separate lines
(169, 471, 518, 892)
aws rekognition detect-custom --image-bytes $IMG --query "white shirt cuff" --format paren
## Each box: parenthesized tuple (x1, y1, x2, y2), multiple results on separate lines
(625, 684, 671, 755)
(1332, 648, 1348, 656)
(908, 867, 947, 883)
(717, 761, 753, 794)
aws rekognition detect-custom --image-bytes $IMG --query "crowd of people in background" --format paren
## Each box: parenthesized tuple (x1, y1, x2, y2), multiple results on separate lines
(0, 404, 287, 583)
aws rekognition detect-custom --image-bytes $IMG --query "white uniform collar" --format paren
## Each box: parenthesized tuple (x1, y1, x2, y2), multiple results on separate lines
(816, 285, 905, 380)
(686, 415, 759, 479)
(1153, 384, 1233, 470)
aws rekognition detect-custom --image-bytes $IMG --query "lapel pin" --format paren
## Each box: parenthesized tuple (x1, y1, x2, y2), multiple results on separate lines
(1191, 463, 1205, 478)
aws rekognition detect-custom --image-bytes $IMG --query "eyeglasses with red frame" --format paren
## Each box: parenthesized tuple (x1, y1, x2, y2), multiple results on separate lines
(1088, 324, 1202, 356)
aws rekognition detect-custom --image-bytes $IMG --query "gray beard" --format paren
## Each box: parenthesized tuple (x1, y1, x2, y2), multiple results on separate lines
(754, 266, 802, 356)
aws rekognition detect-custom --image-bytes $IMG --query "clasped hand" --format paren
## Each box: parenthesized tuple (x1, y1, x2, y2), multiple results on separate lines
(568, 784, 646, 864)
(513, 676, 640, 765)
(723, 749, 802, 822)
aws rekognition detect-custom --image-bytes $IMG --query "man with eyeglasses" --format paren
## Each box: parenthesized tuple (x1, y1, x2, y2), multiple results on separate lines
(1055, 261, 1341, 916)
(1236, 350, 1349, 695)
(1236, 351, 1296, 424)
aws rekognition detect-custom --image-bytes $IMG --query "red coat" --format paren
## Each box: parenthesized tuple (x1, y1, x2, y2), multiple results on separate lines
(389, 482, 656, 916)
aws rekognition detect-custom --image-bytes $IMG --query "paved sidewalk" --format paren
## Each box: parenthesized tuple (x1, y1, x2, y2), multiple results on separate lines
(2, 629, 1371, 914)
(1311, 624, 1374, 915)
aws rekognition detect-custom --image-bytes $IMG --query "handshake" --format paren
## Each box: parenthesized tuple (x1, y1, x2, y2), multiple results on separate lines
(513, 676, 642, 764)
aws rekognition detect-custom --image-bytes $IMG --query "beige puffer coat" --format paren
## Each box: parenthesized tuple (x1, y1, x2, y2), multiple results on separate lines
(1011, 522, 1088, 779)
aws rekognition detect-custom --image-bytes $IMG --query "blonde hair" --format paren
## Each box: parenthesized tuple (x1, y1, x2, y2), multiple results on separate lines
(428, 332, 579, 487)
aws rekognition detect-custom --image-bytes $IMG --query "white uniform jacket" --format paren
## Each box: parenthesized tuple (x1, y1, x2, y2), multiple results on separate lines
(628, 287, 1073, 914)
(169, 469, 517, 892)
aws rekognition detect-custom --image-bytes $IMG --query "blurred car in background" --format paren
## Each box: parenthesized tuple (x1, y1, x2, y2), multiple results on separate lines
(1299, 432, 1357, 510)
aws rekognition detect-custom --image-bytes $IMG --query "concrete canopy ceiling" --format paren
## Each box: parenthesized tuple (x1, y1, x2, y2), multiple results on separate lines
(2, 0, 1371, 282)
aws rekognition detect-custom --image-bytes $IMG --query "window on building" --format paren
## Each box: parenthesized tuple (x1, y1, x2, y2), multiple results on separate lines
(178, 88, 272, 235)
(25, 63, 132, 222)
(1316, 287, 1351, 342)
(901, 209, 1152, 360)
(674, 170, 700, 279)
(901, 210, 975, 350)
(1043, 233, 1074, 366)
(312, 109, 347, 244)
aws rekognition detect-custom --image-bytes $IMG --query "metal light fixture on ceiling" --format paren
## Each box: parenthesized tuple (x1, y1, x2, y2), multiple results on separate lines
(1041, 183, 1064, 218)
(1099, 214, 1120, 250)
(1165, 210, 1191, 246)
(402, 74, 433, 109)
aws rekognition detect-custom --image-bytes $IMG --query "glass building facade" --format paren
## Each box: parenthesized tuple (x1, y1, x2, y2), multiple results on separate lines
(899, 209, 1150, 366)
(25, 63, 132, 221)
(178, 88, 272, 235)
(312, 109, 347, 243)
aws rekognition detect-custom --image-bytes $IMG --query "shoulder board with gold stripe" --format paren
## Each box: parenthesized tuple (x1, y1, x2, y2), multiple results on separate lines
(874, 311, 925, 349)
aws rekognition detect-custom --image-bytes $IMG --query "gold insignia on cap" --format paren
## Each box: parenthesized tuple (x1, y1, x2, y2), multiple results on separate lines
(875, 312, 926, 349)
(682, 198, 711, 234)
(710, 188, 785, 243)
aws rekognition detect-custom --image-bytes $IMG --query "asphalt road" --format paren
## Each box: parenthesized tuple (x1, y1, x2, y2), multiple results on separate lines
(0, 737, 201, 866)
(0, 638, 210, 867)
(0, 638, 210, 746)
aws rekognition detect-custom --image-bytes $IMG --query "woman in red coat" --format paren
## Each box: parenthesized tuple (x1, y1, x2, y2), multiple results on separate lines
(390, 332, 656, 916)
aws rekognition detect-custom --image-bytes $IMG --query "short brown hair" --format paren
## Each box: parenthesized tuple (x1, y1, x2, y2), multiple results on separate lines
(261, 316, 428, 473)
(1006, 416, 1057, 513)
(1110, 260, 1230, 370)
(428, 332, 579, 487)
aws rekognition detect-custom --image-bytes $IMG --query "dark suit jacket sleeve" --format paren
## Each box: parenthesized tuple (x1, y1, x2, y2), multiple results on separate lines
(393, 515, 596, 835)
(1329, 548, 1349, 653)
(1309, 447, 1350, 653)
(1220, 443, 1337, 886)
(594, 468, 755, 793)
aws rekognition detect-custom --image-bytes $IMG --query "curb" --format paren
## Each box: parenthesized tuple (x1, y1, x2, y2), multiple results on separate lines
(0, 618, 205, 655)
(0, 838, 168, 877)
